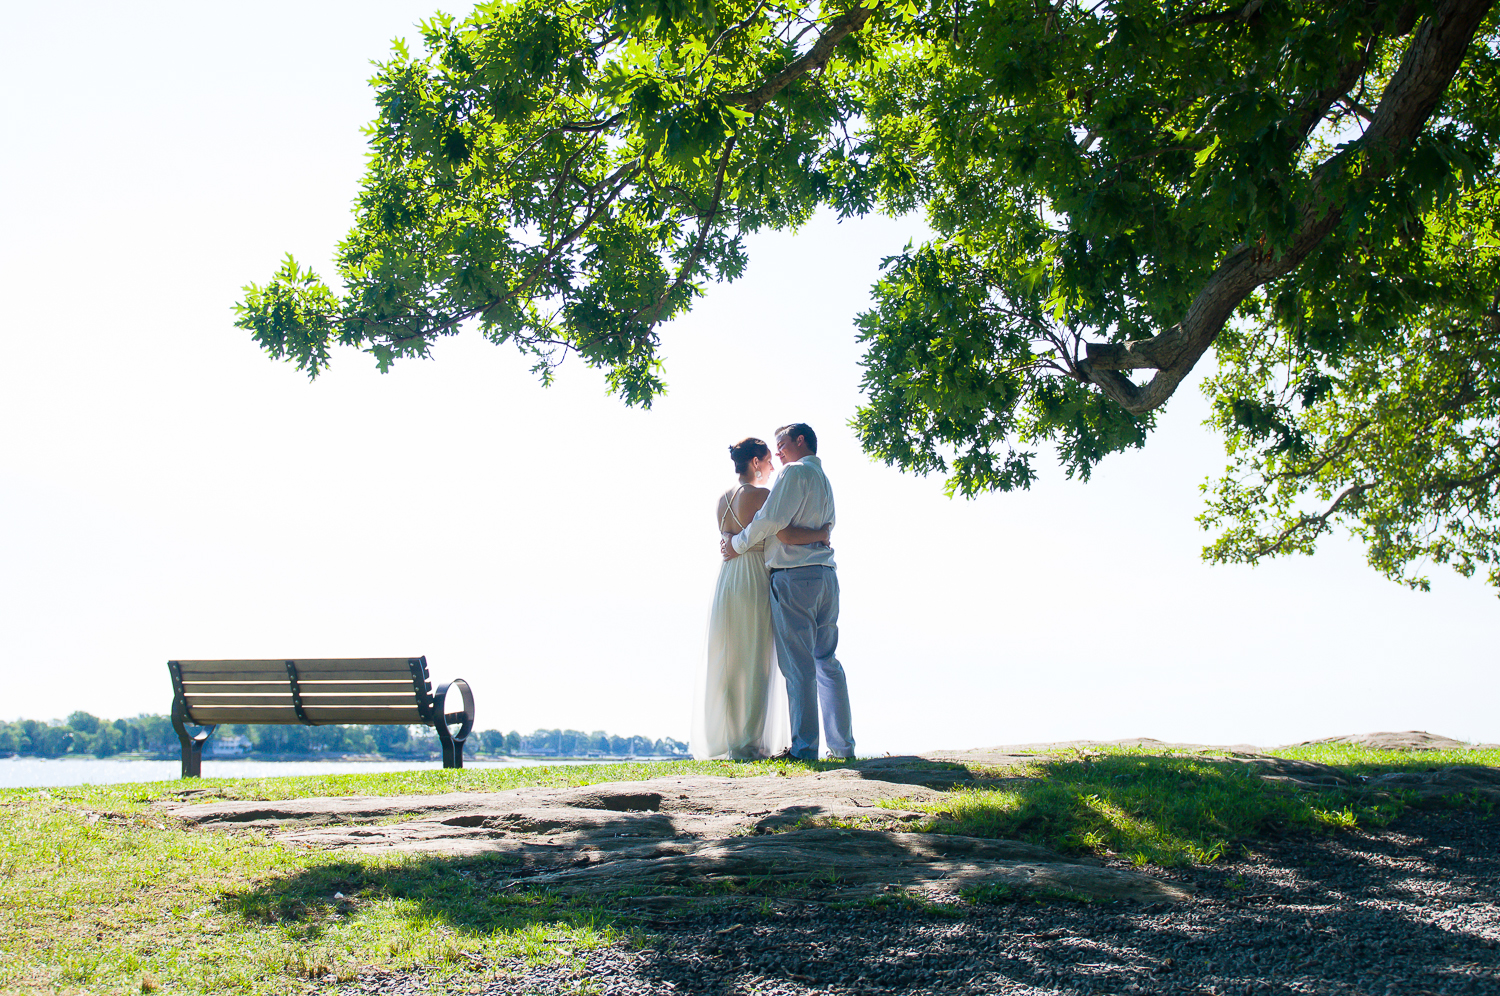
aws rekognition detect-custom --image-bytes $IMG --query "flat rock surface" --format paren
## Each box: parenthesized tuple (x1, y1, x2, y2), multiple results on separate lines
(161, 763, 1185, 904)
(161, 734, 1498, 909)
(1289, 729, 1500, 751)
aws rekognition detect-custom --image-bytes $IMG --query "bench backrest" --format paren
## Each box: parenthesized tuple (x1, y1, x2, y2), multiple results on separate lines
(168, 657, 432, 727)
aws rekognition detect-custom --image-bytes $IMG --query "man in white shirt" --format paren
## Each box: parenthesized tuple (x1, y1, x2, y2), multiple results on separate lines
(720, 423, 854, 760)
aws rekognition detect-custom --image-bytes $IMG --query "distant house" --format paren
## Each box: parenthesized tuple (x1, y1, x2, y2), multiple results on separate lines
(206, 734, 251, 757)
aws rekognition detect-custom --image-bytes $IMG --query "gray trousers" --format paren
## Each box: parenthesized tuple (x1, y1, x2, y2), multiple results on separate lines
(769, 565, 854, 760)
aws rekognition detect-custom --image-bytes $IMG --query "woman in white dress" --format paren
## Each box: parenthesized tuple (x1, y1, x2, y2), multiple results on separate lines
(692, 438, 829, 760)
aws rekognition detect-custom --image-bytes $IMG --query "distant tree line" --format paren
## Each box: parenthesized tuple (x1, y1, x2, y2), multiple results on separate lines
(488, 729, 688, 758)
(0, 713, 688, 759)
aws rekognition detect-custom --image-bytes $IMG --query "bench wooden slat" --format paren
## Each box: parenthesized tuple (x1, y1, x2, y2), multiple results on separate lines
(294, 678, 417, 693)
(300, 706, 426, 724)
(295, 666, 422, 681)
(177, 665, 289, 681)
(186, 705, 302, 723)
(187, 706, 421, 722)
(180, 682, 290, 695)
(181, 680, 413, 695)
(295, 658, 420, 674)
(186, 696, 435, 705)
(185, 690, 421, 705)
(183, 672, 288, 685)
(174, 659, 293, 674)
(187, 703, 427, 723)
(292, 670, 425, 683)
(298, 694, 422, 706)
(174, 658, 419, 674)
(186, 695, 418, 710)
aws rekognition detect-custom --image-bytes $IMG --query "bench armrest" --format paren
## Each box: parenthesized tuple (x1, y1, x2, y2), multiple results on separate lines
(432, 678, 476, 769)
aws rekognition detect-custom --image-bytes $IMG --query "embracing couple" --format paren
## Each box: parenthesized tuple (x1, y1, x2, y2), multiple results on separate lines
(690, 422, 855, 762)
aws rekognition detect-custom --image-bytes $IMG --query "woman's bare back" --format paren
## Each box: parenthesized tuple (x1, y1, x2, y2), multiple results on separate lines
(718, 484, 770, 535)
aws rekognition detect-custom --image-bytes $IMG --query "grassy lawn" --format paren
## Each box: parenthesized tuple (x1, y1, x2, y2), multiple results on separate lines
(0, 759, 797, 995)
(3, 748, 1495, 994)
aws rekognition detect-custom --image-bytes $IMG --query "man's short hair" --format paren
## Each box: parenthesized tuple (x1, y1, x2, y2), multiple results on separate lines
(776, 422, 817, 453)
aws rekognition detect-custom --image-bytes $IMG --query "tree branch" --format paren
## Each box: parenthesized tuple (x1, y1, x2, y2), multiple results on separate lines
(633, 135, 738, 326)
(693, 0, 774, 78)
(1253, 481, 1374, 557)
(1271, 419, 1372, 480)
(1076, 0, 1494, 414)
(721, 4, 880, 112)
(1177, 0, 1265, 27)
(357, 162, 643, 342)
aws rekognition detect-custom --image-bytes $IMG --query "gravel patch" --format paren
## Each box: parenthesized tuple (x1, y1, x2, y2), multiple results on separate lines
(337, 808, 1500, 995)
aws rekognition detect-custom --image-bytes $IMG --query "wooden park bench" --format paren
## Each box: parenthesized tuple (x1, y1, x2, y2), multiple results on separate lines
(167, 657, 474, 778)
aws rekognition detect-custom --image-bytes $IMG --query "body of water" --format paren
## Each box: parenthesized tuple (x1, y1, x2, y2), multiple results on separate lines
(0, 755, 619, 788)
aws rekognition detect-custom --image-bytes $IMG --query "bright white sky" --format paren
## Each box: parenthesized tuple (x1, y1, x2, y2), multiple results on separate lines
(2, 1, 1495, 752)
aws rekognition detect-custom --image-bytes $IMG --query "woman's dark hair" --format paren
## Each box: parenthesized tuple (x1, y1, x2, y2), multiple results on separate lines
(729, 437, 770, 475)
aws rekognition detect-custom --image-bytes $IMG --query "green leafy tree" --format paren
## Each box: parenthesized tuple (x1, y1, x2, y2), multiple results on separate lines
(309, 724, 355, 752)
(129, 714, 176, 754)
(522, 729, 562, 753)
(66, 711, 101, 736)
(237, 0, 1500, 590)
(90, 723, 125, 758)
(372, 724, 412, 753)
(29, 724, 73, 758)
(251, 724, 312, 754)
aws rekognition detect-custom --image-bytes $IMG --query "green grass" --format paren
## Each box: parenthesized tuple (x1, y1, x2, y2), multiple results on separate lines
(4, 747, 1495, 993)
(0, 758, 816, 995)
(1266, 742, 1500, 772)
(890, 745, 1499, 868)
(130, 755, 825, 803)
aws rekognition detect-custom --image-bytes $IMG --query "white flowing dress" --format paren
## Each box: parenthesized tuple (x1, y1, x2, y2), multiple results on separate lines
(691, 485, 791, 760)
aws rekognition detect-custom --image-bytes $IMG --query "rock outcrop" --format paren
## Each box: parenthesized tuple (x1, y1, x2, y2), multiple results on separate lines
(158, 734, 1499, 906)
(161, 763, 1188, 904)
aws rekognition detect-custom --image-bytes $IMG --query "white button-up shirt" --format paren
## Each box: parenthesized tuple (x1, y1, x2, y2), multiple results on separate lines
(731, 455, 837, 570)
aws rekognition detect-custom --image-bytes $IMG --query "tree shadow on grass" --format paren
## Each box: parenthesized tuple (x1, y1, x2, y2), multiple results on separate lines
(627, 809, 1500, 996)
(201, 754, 1500, 995)
(839, 755, 979, 787)
(216, 849, 623, 943)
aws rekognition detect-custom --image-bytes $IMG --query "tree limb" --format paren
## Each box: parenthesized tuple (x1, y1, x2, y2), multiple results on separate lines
(1076, 0, 1494, 414)
(1253, 481, 1374, 557)
(1177, 0, 1265, 27)
(721, 4, 880, 112)
(633, 135, 739, 326)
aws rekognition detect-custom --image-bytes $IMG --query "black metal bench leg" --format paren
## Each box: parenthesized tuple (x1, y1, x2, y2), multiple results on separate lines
(171, 701, 215, 779)
(183, 737, 204, 778)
